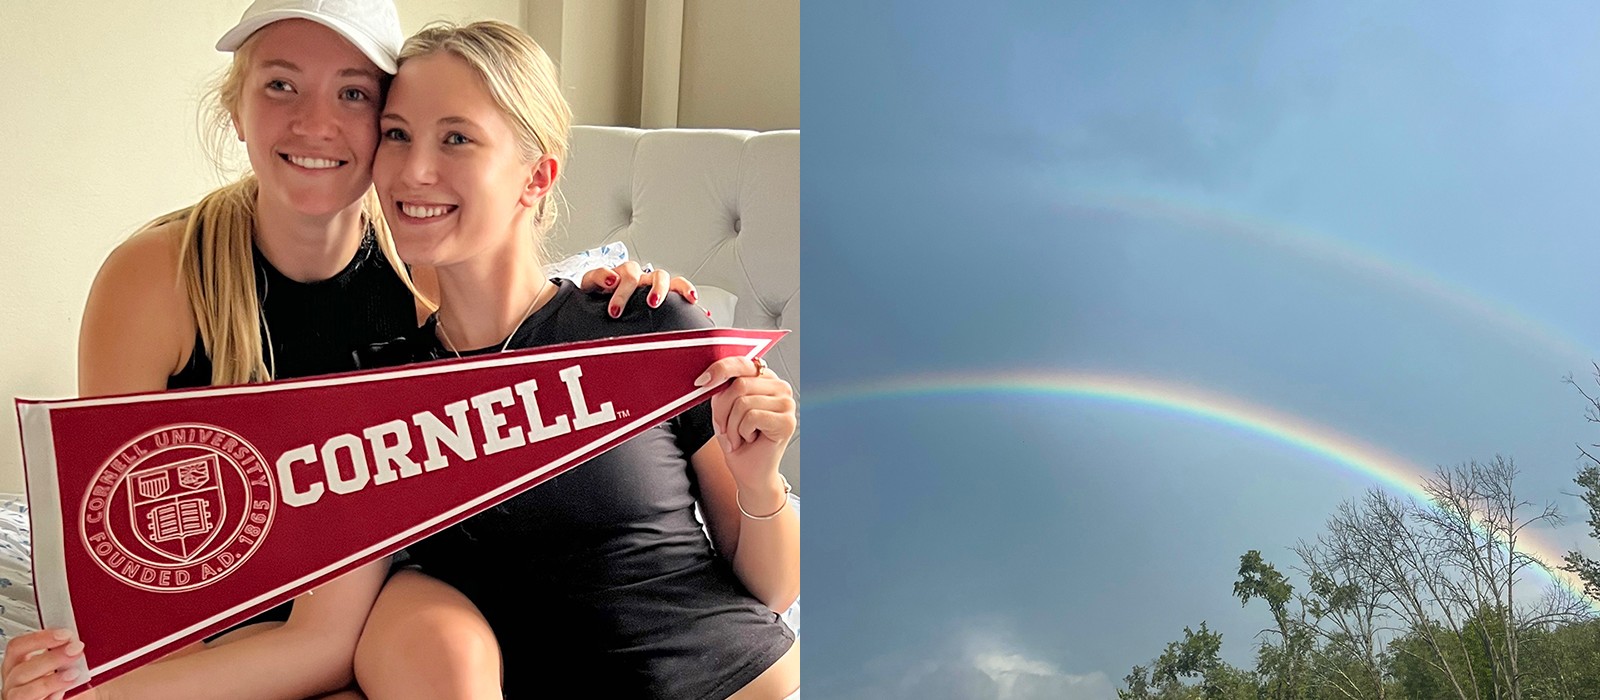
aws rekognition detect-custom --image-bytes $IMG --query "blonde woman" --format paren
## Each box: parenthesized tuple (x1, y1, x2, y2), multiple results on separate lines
(347, 21, 799, 699)
(1, 1, 696, 699)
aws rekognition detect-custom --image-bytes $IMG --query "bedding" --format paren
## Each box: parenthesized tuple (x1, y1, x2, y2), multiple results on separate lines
(0, 494, 39, 648)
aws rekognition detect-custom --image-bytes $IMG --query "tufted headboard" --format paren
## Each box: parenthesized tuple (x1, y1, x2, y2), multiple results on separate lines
(550, 126, 801, 490)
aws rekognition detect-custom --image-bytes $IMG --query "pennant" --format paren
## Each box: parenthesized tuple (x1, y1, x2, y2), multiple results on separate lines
(15, 327, 784, 695)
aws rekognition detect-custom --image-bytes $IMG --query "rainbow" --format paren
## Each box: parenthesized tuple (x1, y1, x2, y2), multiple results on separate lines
(806, 371, 1600, 611)
(1057, 187, 1595, 365)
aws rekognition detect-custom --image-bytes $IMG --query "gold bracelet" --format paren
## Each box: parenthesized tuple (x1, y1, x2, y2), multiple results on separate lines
(737, 475, 793, 520)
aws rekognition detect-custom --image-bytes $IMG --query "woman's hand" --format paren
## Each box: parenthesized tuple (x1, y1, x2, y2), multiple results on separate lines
(578, 261, 699, 318)
(2, 629, 89, 700)
(696, 356, 796, 515)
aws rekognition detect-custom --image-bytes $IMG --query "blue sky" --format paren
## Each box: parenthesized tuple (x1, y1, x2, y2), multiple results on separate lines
(804, 2, 1600, 697)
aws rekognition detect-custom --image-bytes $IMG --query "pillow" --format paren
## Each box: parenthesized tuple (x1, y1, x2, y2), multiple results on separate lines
(695, 286, 739, 328)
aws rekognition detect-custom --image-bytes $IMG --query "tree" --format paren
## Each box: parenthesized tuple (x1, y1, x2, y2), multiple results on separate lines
(1409, 456, 1566, 700)
(1119, 623, 1257, 700)
(1320, 488, 1482, 700)
(1293, 540, 1390, 700)
(1559, 464, 1600, 603)
(1233, 550, 1312, 699)
(1559, 367, 1600, 603)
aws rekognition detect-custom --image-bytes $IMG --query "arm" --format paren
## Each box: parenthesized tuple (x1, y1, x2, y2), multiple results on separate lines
(689, 358, 800, 613)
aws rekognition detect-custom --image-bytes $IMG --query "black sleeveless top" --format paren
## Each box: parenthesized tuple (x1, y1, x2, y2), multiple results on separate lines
(168, 232, 417, 388)
(360, 280, 795, 700)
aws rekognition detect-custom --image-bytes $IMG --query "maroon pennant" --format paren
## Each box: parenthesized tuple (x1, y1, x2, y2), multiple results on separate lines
(15, 327, 784, 695)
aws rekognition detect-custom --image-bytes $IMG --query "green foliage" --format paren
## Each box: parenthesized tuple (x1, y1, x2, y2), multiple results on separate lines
(1234, 551, 1314, 700)
(1563, 465, 1600, 603)
(1121, 457, 1600, 700)
(1517, 618, 1600, 700)
(1119, 623, 1258, 700)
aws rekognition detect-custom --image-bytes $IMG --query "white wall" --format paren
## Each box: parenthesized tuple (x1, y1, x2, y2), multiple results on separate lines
(677, 0, 800, 130)
(0, 1, 521, 494)
(524, 0, 646, 127)
(525, 0, 799, 129)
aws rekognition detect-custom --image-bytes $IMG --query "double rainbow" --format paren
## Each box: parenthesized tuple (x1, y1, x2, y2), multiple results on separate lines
(806, 371, 1599, 611)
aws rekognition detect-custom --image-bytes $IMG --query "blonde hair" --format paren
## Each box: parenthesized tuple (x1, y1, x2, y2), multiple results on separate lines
(398, 20, 573, 237)
(145, 32, 422, 386)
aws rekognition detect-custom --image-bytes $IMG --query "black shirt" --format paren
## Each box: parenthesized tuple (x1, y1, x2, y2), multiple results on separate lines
(168, 231, 417, 388)
(374, 279, 795, 700)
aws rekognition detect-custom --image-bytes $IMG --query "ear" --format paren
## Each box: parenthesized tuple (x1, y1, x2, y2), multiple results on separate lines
(518, 155, 559, 208)
(231, 112, 245, 142)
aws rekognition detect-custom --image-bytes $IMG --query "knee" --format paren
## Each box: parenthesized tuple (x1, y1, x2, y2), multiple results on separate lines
(354, 605, 500, 698)
(383, 608, 498, 674)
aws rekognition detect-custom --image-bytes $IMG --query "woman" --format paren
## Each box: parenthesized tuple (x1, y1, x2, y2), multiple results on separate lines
(2, 2, 697, 699)
(344, 21, 800, 699)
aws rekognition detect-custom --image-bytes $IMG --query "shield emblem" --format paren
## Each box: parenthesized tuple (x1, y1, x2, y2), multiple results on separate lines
(136, 473, 170, 499)
(126, 455, 227, 563)
(177, 463, 211, 490)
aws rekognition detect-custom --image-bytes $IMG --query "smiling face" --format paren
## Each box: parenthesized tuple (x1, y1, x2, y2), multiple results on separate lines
(372, 50, 554, 268)
(233, 19, 385, 219)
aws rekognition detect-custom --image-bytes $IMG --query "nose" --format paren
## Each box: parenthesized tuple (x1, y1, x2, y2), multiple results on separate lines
(290, 96, 339, 140)
(396, 140, 438, 188)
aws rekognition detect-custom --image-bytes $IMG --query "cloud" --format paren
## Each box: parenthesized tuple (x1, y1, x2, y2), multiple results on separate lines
(972, 652, 1113, 700)
(833, 623, 1116, 700)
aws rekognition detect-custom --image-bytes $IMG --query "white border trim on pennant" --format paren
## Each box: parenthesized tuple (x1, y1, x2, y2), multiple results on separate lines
(61, 335, 770, 409)
(18, 403, 90, 683)
(83, 332, 774, 677)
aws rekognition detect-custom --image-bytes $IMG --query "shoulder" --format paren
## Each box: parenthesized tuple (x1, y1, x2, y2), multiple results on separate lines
(520, 281, 712, 348)
(79, 217, 195, 392)
(618, 289, 714, 334)
(98, 217, 187, 287)
(88, 217, 190, 324)
(558, 284, 713, 334)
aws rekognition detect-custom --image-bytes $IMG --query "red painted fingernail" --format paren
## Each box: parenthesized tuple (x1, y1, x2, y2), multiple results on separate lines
(609, 305, 620, 318)
(689, 290, 698, 303)
(605, 275, 617, 287)
(705, 309, 713, 318)
(648, 294, 660, 306)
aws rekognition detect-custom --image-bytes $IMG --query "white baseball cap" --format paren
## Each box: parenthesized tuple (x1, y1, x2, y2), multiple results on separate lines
(216, 0, 404, 74)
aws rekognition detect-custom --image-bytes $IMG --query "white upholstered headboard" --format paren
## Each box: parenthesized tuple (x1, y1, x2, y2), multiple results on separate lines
(551, 126, 800, 489)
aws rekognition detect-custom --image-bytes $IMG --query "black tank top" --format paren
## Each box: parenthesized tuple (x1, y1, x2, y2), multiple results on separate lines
(168, 231, 418, 388)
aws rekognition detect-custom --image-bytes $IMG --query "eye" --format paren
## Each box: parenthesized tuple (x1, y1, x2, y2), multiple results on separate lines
(382, 127, 409, 142)
(341, 87, 370, 102)
(266, 79, 295, 93)
(444, 132, 472, 146)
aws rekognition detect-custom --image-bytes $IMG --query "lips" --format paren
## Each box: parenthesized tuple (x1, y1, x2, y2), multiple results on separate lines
(280, 153, 348, 170)
(396, 200, 458, 220)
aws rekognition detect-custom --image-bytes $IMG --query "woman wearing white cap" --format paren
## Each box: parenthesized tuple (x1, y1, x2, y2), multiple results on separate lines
(0, 1, 701, 699)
